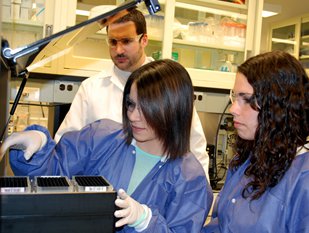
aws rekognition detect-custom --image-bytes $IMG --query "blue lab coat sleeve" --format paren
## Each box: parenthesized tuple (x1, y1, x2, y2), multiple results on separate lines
(286, 162, 309, 232)
(134, 155, 213, 233)
(9, 119, 126, 178)
(9, 119, 214, 233)
(202, 151, 309, 233)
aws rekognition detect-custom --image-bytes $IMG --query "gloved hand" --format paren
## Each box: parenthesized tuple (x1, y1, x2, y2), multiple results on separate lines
(114, 189, 151, 230)
(0, 130, 47, 161)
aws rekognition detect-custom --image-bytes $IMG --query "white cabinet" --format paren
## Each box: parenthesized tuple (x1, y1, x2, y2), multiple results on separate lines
(269, 13, 309, 74)
(2, 0, 263, 89)
(1, 0, 76, 49)
(270, 18, 301, 59)
(158, 0, 263, 89)
(1, 0, 55, 73)
(2, 0, 46, 49)
(300, 15, 309, 73)
(1, 0, 77, 74)
(63, 0, 263, 89)
(59, 0, 263, 89)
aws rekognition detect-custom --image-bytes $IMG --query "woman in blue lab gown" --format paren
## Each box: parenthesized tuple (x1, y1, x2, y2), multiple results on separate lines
(202, 51, 309, 233)
(2, 59, 213, 233)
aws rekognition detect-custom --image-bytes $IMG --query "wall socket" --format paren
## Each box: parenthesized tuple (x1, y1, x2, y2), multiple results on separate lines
(53, 81, 80, 103)
(194, 91, 230, 113)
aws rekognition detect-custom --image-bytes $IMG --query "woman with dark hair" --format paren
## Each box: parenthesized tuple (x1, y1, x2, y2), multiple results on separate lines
(122, 59, 194, 159)
(203, 50, 309, 233)
(1, 59, 213, 233)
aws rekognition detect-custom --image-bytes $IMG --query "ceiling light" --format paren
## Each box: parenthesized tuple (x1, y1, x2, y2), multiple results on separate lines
(262, 3, 281, 18)
(76, 9, 90, 17)
(262, 10, 278, 18)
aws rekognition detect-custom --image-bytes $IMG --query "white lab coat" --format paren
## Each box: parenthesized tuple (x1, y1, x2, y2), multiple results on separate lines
(55, 58, 209, 179)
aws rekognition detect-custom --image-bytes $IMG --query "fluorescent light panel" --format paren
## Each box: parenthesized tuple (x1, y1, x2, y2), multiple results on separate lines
(76, 9, 90, 16)
(262, 3, 281, 18)
(262, 10, 278, 18)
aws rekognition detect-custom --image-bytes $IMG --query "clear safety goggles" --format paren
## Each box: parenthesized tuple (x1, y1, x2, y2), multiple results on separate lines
(229, 89, 256, 106)
(125, 95, 141, 113)
(106, 34, 144, 48)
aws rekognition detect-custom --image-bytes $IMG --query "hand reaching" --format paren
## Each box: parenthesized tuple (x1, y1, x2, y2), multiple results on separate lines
(0, 130, 47, 161)
(114, 189, 151, 230)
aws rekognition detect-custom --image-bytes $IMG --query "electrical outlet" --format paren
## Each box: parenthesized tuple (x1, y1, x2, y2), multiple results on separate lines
(194, 91, 230, 113)
(53, 81, 80, 103)
(194, 91, 207, 112)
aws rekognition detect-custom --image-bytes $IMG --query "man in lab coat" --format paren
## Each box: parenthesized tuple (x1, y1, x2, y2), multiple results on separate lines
(54, 7, 210, 180)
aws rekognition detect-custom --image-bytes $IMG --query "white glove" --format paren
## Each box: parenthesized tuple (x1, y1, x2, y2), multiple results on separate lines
(114, 189, 151, 231)
(0, 130, 47, 161)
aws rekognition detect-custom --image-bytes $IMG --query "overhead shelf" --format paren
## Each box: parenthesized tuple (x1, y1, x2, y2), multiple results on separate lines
(173, 38, 244, 51)
(1, 18, 44, 34)
(271, 37, 296, 45)
(2, 18, 44, 27)
(175, 1, 247, 20)
(300, 55, 309, 59)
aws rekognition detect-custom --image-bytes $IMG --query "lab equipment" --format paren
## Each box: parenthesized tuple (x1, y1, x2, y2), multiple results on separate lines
(0, 175, 116, 233)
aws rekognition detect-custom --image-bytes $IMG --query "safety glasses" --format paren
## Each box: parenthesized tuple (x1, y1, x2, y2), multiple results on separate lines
(106, 34, 144, 48)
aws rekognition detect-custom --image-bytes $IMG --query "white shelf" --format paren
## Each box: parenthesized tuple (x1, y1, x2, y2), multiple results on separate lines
(175, 1, 247, 20)
(173, 38, 244, 52)
(302, 35, 309, 39)
(176, 0, 247, 10)
(300, 55, 309, 60)
(187, 68, 235, 89)
(271, 37, 296, 45)
(2, 18, 44, 27)
(2, 18, 44, 35)
(302, 42, 309, 46)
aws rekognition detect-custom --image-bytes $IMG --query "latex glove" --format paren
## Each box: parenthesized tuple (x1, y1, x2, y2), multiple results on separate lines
(0, 130, 47, 161)
(114, 189, 151, 230)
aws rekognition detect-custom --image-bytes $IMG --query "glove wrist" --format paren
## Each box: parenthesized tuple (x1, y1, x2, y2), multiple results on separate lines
(130, 205, 152, 232)
(33, 130, 47, 150)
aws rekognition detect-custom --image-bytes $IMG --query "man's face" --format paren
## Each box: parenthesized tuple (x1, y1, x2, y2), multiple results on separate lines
(107, 21, 148, 72)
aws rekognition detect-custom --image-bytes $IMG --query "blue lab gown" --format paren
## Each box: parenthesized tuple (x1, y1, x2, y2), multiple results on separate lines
(9, 119, 213, 233)
(202, 149, 309, 233)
